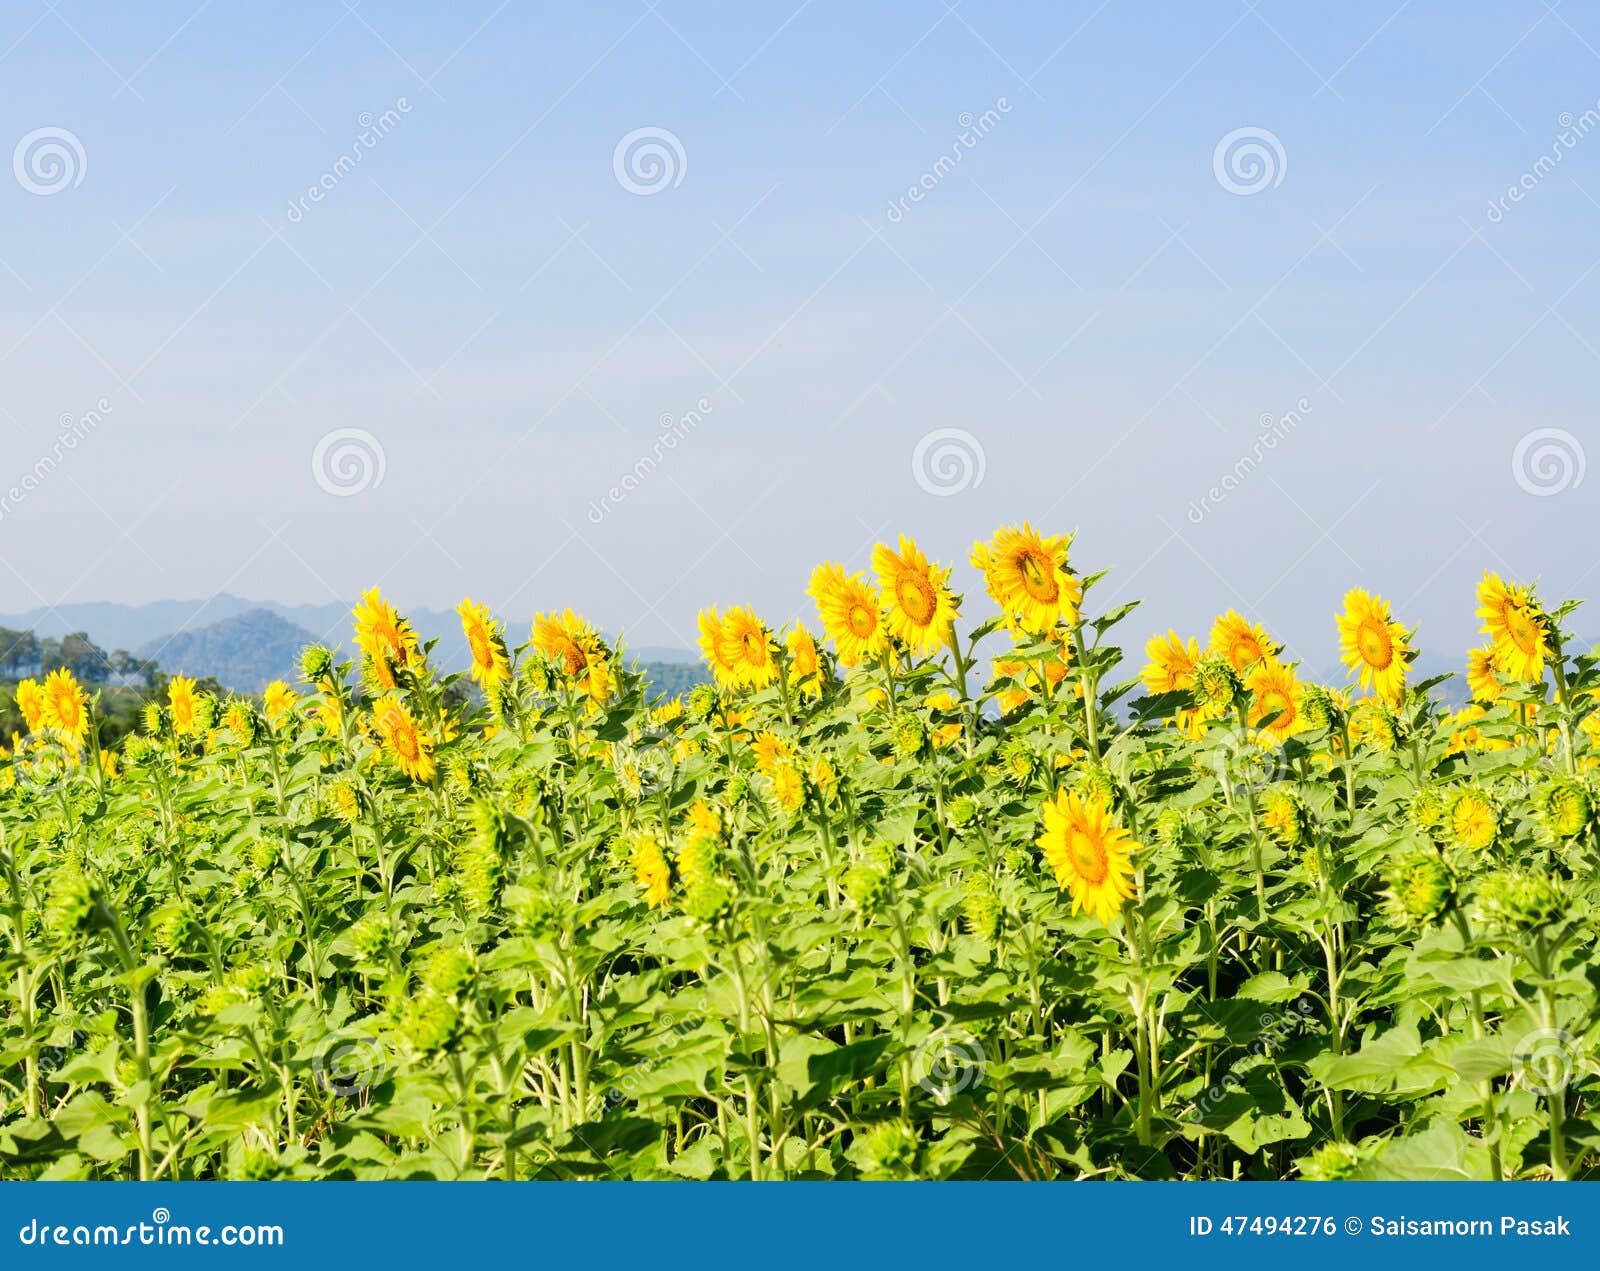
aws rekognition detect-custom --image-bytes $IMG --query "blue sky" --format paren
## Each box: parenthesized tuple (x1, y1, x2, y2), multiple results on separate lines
(4, 1, 1599, 666)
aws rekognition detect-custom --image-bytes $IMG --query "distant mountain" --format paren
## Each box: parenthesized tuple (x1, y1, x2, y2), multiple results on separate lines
(138, 609, 318, 693)
(0, 596, 697, 674)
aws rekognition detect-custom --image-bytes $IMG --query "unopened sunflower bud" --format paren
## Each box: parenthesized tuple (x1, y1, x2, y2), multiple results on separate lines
(300, 644, 334, 685)
(1384, 850, 1454, 927)
(961, 880, 1001, 942)
(1261, 790, 1309, 849)
(687, 683, 717, 722)
(890, 713, 927, 761)
(1475, 868, 1563, 932)
(1193, 656, 1244, 715)
(1538, 778, 1591, 842)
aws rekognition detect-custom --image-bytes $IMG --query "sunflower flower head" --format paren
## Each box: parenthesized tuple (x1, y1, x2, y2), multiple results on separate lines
(1142, 630, 1201, 695)
(373, 696, 437, 783)
(457, 599, 510, 689)
(808, 563, 889, 667)
(262, 681, 298, 727)
(1476, 572, 1550, 686)
(1208, 611, 1278, 673)
(785, 623, 827, 699)
(353, 587, 421, 691)
(14, 679, 45, 733)
(1036, 789, 1138, 925)
(970, 524, 1080, 635)
(631, 833, 673, 910)
(41, 669, 90, 749)
(872, 535, 959, 655)
(1337, 589, 1412, 705)
(1447, 786, 1500, 852)
(1261, 790, 1310, 849)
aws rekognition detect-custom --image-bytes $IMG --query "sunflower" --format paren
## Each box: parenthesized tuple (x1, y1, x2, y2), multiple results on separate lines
(1208, 611, 1278, 673)
(1142, 630, 1201, 694)
(309, 678, 343, 736)
(785, 624, 827, 699)
(970, 524, 1080, 634)
(632, 834, 672, 909)
(262, 681, 298, 727)
(14, 679, 45, 732)
(40, 669, 89, 748)
(1449, 787, 1499, 851)
(457, 599, 510, 689)
(353, 588, 419, 690)
(697, 608, 742, 690)
(808, 563, 889, 667)
(1336, 589, 1411, 705)
(684, 799, 722, 846)
(1475, 572, 1548, 684)
(722, 607, 779, 690)
(1247, 659, 1303, 740)
(534, 609, 591, 674)
(1465, 647, 1503, 704)
(533, 610, 612, 703)
(769, 762, 805, 814)
(1037, 789, 1138, 924)
(168, 675, 203, 737)
(871, 535, 958, 655)
(750, 729, 793, 775)
(373, 696, 437, 783)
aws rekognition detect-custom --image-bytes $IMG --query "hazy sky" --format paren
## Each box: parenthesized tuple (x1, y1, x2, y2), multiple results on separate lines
(3, 2, 1598, 665)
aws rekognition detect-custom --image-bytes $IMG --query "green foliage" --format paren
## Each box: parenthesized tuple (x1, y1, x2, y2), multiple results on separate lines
(0, 581, 1596, 1183)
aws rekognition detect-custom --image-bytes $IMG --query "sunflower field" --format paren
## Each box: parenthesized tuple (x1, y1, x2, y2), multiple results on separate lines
(1, 526, 1596, 1182)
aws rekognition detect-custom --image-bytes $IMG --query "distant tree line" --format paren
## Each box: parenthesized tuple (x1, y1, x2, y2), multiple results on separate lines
(0, 628, 158, 685)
